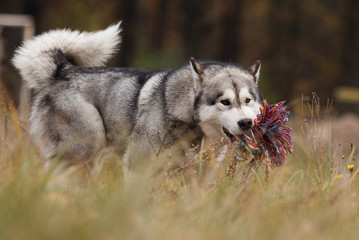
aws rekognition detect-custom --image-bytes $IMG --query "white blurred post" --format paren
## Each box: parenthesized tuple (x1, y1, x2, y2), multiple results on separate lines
(0, 14, 35, 122)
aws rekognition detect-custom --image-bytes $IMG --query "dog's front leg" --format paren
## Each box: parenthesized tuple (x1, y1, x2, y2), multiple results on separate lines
(205, 145, 229, 185)
(122, 134, 159, 181)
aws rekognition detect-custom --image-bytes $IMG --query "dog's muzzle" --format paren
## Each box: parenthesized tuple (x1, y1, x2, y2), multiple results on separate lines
(223, 118, 254, 143)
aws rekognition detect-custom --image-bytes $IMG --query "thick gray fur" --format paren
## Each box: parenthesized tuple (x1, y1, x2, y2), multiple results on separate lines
(12, 23, 264, 168)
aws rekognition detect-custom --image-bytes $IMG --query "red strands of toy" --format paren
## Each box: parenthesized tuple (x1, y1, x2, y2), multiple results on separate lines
(225, 100, 293, 177)
(252, 101, 293, 166)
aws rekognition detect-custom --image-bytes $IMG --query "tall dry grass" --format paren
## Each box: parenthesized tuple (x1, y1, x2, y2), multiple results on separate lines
(0, 92, 358, 240)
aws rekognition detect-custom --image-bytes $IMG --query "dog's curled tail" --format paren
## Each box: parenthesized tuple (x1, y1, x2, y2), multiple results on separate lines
(12, 22, 121, 91)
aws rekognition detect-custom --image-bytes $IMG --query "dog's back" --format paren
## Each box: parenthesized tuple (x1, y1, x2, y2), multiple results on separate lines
(12, 23, 196, 165)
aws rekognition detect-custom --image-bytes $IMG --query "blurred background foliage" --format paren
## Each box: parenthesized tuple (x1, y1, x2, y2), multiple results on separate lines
(0, 0, 358, 113)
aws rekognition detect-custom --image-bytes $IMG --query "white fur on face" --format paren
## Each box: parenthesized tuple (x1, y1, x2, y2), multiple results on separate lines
(239, 87, 261, 118)
(217, 89, 236, 111)
(219, 108, 245, 135)
(198, 87, 261, 140)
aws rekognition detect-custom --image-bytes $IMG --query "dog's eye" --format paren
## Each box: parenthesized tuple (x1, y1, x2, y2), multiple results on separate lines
(220, 99, 231, 106)
(245, 98, 251, 104)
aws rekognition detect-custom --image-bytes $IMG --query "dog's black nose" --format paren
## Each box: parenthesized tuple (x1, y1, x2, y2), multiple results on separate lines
(238, 118, 253, 131)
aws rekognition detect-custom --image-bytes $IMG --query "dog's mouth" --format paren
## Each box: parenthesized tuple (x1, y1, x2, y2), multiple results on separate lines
(223, 127, 237, 143)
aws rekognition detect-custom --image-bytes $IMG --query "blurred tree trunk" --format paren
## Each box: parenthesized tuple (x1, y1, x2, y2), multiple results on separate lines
(181, 0, 208, 58)
(153, 0, 169, 50)
(24, 0, 50, 33)
(115, 0, 137, 67)
(219, 0, 242, 62)
(342, 0, 359, 88)
(266, 0, 301, 101)
(338, 0, 359, 113)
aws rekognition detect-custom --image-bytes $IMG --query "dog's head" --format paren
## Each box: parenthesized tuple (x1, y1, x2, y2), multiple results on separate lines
(191, 58, 264, 143)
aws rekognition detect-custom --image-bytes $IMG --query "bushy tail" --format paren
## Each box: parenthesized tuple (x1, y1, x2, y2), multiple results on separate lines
(12, 22, 121, 91)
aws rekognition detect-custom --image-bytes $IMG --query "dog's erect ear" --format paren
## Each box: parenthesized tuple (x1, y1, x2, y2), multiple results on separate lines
(247, 60, 261, 84)
(190, 57, 204, 92)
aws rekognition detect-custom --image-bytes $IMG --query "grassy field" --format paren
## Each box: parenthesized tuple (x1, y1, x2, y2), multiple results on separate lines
(1, 96, 359, 240)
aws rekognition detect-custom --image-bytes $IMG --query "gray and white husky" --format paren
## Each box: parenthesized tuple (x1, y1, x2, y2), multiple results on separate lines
(13, 23, 264, 169)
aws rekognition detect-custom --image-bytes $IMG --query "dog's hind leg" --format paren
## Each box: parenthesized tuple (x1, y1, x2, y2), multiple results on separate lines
(90, 146, 115, 180)
(31, 92, 107, 166)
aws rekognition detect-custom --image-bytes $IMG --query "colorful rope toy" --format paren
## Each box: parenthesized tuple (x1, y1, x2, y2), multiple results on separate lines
(226, 101, 293, 178)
